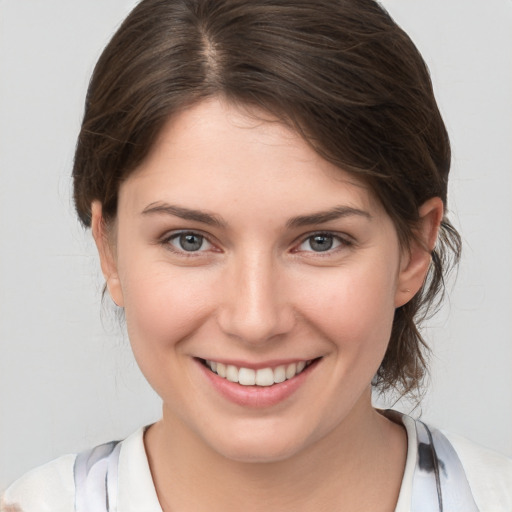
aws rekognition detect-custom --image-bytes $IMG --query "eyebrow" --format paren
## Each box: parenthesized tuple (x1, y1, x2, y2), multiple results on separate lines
(286, 206, 372, 228)
(141, 203, 227, 228)
(141, 202, 371, 229)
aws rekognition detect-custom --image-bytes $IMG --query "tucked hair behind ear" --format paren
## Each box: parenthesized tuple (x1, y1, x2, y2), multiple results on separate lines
(73, 0, 461, 396)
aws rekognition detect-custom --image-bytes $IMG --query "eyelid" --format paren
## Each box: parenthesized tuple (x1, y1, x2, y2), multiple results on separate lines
(292, 231, 354, 253)
(158, 228, 353, 256)
(160, 229, 219, 255)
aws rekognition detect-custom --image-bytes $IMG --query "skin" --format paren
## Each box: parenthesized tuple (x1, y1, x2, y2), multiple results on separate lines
(93, 98, 443, 511)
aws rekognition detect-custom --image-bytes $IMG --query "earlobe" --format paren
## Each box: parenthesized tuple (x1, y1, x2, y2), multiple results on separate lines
(91, 201, 124, 307)
(395, 197, 444, 308)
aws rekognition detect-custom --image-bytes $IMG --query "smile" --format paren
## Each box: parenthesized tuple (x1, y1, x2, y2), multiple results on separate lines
(203, 359, 314, 386)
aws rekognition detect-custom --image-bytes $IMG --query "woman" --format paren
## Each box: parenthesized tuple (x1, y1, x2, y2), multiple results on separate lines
(2, 0, 511, 510)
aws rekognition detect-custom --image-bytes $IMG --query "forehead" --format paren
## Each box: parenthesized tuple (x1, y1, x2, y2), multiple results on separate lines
(120, 98, 382, 220)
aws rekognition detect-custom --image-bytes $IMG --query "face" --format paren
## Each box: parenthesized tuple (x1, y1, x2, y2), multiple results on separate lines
(94, 98, 433, 462)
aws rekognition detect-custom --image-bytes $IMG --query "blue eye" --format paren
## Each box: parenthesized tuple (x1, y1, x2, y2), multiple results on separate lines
(298, 233, 345, 253)
(168, 232, 212, 252)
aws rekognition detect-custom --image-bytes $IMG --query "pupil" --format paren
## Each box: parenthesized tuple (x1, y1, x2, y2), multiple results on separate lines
(310, 235, 333, 252)
(180, 233, 203, 251)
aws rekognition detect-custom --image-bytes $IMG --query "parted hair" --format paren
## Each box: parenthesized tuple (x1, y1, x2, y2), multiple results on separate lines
(73, 0, 461, 395)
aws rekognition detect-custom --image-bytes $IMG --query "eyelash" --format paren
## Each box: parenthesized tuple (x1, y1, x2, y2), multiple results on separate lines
(160, 229, 353, 258)
(160, 230, 215, 256)
(293, 231, 353, 255)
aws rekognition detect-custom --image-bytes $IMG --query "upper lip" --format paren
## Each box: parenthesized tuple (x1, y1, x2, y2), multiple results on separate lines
(196, 357, 320, 370)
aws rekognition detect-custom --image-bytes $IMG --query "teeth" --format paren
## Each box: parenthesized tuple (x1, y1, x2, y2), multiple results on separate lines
(238, 367, 256, 386)
(255, 368, 274, 387)
(217, 362, 227, 378)
(205, 359, 313, 386)
(285, 363, 297, 379)
(273, 365, 286, 383)
(226, 365, 239, 383)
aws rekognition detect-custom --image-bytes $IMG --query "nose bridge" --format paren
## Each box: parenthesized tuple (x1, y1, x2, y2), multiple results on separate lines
(218, 247, 294, 344)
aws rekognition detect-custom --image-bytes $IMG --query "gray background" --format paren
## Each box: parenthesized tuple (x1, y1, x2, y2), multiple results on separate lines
(1, 0, 511, 491)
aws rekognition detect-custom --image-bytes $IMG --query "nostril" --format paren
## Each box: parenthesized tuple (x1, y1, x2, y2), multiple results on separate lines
(216, 302, 296, 344)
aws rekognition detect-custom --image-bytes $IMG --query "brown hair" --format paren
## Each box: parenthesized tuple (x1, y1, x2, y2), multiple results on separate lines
(73, 0, 461, 395)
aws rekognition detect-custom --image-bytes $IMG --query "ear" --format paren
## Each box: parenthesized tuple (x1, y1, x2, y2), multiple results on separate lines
(91, 201, 125, 307)
(394, 197, 444, 308)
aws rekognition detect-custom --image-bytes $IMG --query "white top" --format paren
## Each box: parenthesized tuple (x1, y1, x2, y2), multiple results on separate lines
(2, 415, 512, 511)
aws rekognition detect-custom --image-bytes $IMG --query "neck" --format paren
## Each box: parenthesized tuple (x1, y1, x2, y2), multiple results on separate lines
(145, 393, 406, 512)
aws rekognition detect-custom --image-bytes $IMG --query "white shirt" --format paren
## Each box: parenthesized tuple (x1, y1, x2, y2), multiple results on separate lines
(2, 414, 512, 511)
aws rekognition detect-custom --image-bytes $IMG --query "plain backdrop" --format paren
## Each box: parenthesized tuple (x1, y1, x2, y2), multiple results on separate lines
(1, 0, 511, 491)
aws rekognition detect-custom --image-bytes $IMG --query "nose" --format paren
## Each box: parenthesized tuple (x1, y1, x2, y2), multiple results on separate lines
(216, 250, 296, 345)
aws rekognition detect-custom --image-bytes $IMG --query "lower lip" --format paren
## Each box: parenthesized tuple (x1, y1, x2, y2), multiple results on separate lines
(197, 359, 319, 408)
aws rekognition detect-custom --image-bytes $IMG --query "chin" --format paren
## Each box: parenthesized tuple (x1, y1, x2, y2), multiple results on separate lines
(202, 422, 318, 464)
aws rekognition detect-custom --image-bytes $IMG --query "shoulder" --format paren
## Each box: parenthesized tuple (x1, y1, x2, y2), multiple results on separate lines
(1, 454, 76, 511)
(382, 409, 512, 511)
(1, 427, 158, 512)
(443, 430, 512, 511)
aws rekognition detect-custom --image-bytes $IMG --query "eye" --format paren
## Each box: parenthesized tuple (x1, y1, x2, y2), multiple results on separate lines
(296, 233, 348, 253)
(166, 231, 213, 253)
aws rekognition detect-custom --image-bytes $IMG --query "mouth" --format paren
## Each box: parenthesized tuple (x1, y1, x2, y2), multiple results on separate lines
(199, 358, 318, 387)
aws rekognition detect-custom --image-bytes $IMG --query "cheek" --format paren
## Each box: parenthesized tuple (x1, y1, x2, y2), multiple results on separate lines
(119, 261, 216, 361)
(291, 260, 398, 379)
(296, 263, 397, 336)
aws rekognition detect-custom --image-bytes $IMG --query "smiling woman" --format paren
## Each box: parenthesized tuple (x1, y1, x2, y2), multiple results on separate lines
(93, 99, 419, 472)
(1, 0, 511, 511)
